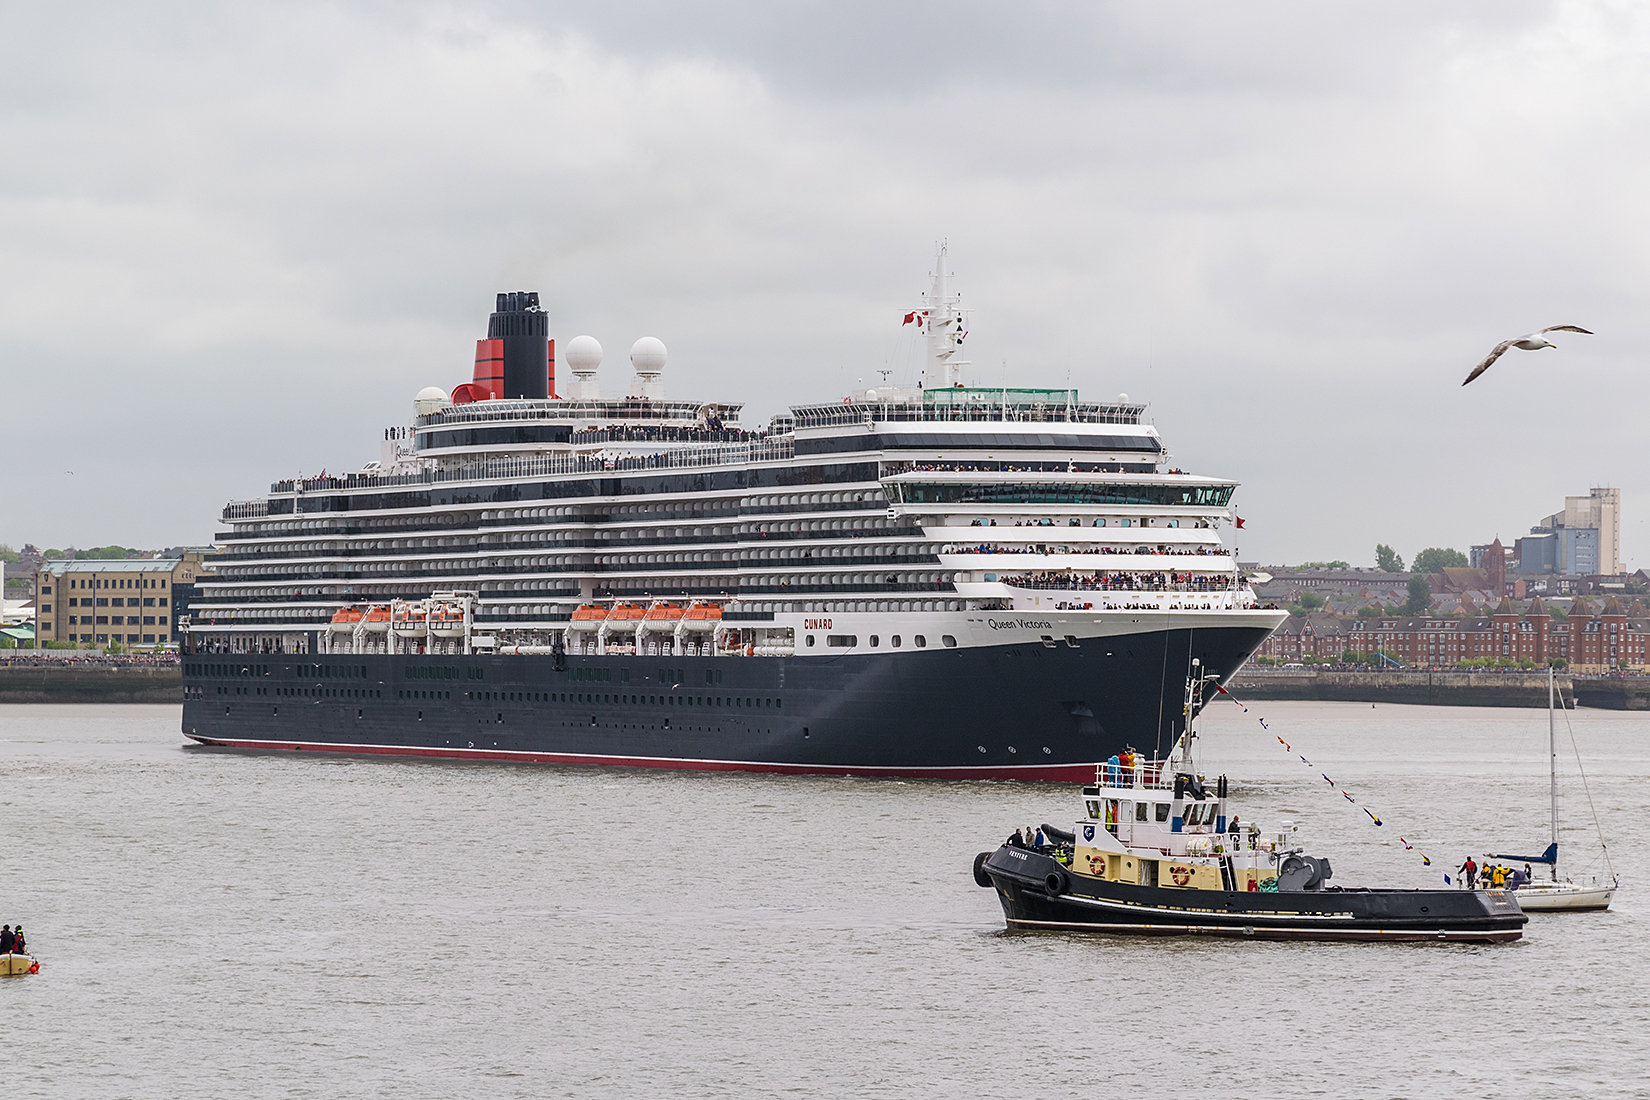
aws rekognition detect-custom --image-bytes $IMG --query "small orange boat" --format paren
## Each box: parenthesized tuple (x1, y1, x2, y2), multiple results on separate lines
(328, 607, 365, 634)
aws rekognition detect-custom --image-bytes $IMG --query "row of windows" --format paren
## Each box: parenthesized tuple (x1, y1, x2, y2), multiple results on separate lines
(813, 633, 952, 649)
(76, 633, 159, 643)
(57, 577, 169, 590)
(62, 597, 161, 608)
(66, 616, 164, 626)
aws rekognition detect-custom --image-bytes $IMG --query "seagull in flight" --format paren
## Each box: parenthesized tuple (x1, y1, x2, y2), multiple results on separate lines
(1462, 325, 1593, 386)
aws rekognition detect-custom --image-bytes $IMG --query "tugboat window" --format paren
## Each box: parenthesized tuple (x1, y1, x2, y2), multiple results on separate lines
(1155, 803, 1170, 822)
(1135, 802, 1148, 821)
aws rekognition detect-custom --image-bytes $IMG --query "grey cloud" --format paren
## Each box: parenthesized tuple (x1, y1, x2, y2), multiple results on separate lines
(2, 1, 1646, 572)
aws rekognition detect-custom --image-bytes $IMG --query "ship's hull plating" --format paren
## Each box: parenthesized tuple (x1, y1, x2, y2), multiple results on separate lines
(182, 624, 1270, 780)
(979, 848, 1527, 941)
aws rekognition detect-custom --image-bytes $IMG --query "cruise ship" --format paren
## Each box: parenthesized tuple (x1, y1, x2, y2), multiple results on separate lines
(181, 250, 1286, 779)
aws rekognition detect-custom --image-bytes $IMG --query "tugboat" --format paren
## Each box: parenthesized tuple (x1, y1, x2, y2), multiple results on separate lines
(972, 666, 1528, 942)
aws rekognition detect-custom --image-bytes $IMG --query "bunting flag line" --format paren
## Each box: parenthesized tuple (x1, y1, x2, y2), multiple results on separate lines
(1219, 685, 1448, 885)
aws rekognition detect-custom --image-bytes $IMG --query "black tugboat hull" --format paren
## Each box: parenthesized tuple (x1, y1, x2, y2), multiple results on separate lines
(980, 848, 1527, 943)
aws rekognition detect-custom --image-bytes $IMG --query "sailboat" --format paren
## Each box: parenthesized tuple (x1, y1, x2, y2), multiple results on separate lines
(1489, 667, 1617, 912)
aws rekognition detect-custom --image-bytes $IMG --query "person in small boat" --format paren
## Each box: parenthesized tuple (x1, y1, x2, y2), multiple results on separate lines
(0, 926, 11, 953)
(1033, 828, 1046, 848)
(1008, 829, 1027, 849)
(1489, 864, 1507, 889)
(10, 927, 23, 955)
(1228, 816, 1241, 834)
(1458, 857, 1477, 889)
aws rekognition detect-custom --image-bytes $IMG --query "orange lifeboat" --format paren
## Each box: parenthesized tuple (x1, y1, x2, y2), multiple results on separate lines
(429, 605, 466, 638)
(392, 604, 428, 637)
(568, 604, 607, 632)
(680, 601, 724, 632)
(362, 607, 392, 634)
(328, 607, 365, 634)
(643, 602, 685, 626)
(603, 602, 644, 633)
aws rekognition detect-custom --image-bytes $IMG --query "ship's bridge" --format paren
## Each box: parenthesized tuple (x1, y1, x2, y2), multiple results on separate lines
(880, 471, 1237, 511)
(411, 397, 748, 459)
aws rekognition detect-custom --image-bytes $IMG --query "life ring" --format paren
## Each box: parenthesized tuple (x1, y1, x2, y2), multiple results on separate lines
(1170, 865, 1193, 887)
(1044, 870, 1068, 896)
(973, 851, 993, 888)
(1086, 853, 1106, 875)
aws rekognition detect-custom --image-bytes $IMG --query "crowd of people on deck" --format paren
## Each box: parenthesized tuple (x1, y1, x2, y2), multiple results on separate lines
(947, 543, 1230, 557)
(997, 571, 1238, 593)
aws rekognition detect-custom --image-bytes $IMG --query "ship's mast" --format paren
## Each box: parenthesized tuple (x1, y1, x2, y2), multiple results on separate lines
(1549, 665, 1559, 880)
(920, 241, 970, 390)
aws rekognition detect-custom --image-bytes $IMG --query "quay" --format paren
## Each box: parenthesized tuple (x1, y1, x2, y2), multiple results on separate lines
(0, 659, 181, 704)
(1230, 667, 1650, 710)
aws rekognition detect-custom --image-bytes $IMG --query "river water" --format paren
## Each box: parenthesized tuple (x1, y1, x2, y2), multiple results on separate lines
(1, 700, 1645, 1098)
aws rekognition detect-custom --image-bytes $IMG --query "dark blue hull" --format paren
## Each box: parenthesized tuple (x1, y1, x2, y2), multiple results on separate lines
(182, 625, 1272, 779)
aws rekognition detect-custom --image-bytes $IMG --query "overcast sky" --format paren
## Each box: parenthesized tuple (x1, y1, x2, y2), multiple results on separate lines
(5, 1, 1647, 568)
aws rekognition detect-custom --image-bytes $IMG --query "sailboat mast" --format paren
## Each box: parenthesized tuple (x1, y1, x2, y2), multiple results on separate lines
(1549, 665, 1558, 880)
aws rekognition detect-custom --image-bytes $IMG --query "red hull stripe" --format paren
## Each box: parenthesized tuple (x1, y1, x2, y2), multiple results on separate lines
(183, 735, 1098, 782)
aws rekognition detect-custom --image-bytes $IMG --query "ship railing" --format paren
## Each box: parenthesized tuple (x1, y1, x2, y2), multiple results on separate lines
(263, 438, 798, 497)
(790, 401, 1145, 428)
(222, 500, 269, 520)
(999, 576, 1238, 593)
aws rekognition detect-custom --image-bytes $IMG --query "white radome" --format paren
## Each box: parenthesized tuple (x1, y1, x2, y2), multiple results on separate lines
(414, 386, 448, 415)
(630, 336, 668, 375)
(565, 335, 603, 373)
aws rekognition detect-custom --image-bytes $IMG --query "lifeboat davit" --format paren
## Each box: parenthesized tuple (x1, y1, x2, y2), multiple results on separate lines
(328, 607, 364, 634)
(680, 601, 724, 632)
(568, 605, 607, 632)
(361, 607, 392, 634)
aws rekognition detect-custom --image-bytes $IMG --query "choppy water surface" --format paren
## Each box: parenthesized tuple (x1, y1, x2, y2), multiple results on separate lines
(1, 700, 1646, 1098)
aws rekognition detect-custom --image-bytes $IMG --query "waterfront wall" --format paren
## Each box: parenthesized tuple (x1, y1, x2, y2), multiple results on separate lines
(0, 664, 181, 704)
(1229, 668, 1650, 710)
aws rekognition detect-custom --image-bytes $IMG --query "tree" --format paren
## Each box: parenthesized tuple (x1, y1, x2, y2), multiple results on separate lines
(0, 544, 17, 563)
(1296, 560, 1350, 570)
(1355, 605, 1384, 619)
(1375, 544, 1405, 573)
(1298, 590, 1325, 610)
(1404, 575, 1432, 616)
(1413, 547, 1469, 574)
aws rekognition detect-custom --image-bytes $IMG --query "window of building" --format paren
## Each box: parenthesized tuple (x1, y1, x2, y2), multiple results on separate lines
(41, 604, 50, 613)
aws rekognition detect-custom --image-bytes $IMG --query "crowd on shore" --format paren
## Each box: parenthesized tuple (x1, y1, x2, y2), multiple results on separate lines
(0, 652, 179, 668)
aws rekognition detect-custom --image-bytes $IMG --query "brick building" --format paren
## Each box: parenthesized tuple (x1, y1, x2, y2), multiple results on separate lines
(1256, 596, 1647, 672)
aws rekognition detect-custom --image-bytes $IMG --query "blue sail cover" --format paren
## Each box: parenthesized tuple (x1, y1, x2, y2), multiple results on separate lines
(1490, 842, 1558, 865)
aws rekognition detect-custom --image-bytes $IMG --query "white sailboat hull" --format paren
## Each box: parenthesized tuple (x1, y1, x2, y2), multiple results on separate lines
(1510, 882, 1615, 911)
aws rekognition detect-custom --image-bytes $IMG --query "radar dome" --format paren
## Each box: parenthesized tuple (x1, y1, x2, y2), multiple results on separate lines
(565, 335, 603, 373)
(414, 386, 448, 415)
(630, 336, 668, 376)
(1117, 393, 1129, 403)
